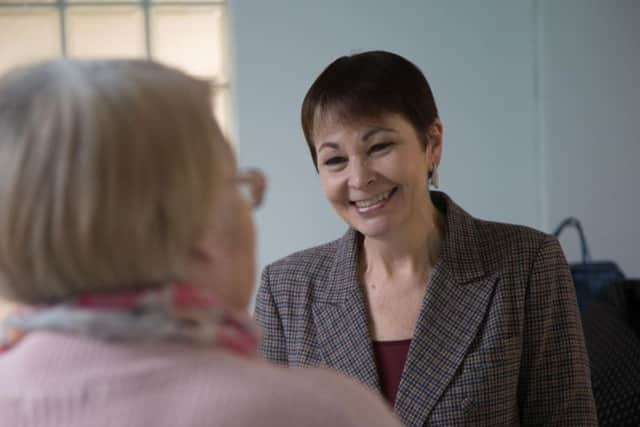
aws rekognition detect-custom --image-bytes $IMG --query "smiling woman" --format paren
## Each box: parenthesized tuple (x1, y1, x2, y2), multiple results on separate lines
(255, 50, 598, 426)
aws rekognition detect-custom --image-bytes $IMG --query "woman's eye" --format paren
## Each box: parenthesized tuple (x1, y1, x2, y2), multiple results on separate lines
(369, 142, 393, 154)
(323, 156, 347, 166)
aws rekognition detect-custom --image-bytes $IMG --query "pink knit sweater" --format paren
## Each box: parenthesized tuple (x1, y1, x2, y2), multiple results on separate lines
(0, 332, 402, 427)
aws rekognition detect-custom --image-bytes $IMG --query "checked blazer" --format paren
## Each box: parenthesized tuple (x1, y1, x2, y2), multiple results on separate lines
(255, 192, 597, 426)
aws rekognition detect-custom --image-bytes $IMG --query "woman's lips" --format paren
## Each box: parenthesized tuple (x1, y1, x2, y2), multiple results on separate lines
(351, 187, 397, 213)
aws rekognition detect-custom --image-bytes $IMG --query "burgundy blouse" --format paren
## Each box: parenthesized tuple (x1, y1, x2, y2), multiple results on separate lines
(372, 339, 411, 406)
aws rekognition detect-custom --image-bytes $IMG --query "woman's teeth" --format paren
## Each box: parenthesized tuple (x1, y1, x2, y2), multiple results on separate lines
(354, 189, 393, 209)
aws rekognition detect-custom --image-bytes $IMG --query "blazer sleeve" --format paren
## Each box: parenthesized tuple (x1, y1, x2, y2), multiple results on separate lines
(254, 265, 288, 365)
(518, 236, 598, 426)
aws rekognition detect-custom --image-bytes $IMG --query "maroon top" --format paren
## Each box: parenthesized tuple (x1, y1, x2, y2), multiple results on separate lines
(372, 339, 411, 406)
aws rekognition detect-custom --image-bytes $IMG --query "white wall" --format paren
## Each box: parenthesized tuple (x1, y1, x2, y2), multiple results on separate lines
(228, 0, 639, 282)
(540, 0, 640, 276)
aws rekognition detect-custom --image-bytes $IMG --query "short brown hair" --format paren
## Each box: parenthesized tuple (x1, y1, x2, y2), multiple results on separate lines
(0, 59, 225, 304)
(301, 50, 439, 169)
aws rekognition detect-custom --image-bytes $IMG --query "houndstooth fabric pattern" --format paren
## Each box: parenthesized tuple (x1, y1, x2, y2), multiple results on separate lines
(255, 192, 597, 426)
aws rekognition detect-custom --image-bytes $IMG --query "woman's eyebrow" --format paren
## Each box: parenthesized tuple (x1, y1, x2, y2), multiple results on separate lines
(361, 127, 396, 142)
(317, 127, 397, 152)
(317, 142, 340, 152)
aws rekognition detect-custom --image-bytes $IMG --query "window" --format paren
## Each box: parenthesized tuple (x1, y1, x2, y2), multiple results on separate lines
(0, 0, 232, 136)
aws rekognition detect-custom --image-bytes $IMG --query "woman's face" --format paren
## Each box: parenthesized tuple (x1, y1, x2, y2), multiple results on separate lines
(313, 113, 442, 238)
(191, 143, 257, 311)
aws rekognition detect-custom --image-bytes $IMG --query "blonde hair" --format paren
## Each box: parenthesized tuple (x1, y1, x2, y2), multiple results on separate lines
(0, 59, 225, 303)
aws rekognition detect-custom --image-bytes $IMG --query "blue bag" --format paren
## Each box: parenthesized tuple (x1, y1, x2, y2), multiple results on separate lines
(552, 217, 625, 311)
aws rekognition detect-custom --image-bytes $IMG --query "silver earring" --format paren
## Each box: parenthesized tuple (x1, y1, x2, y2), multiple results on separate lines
(430, 164, 440, 189)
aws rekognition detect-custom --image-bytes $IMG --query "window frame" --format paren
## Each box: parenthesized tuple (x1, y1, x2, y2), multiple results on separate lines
(0, 0, 232, 135)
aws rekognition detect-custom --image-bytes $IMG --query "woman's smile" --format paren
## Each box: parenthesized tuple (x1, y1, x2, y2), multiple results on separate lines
(350, 187, 398, 214)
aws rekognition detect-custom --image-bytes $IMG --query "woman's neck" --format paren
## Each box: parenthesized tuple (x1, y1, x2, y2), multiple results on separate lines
(361, 203, 444, 282)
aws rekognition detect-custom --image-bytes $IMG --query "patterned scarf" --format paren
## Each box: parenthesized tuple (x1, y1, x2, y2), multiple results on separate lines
(0, 283, 259, 356)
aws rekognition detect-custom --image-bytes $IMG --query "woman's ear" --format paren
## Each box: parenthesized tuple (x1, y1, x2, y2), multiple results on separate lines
(427, 118, 443, 165)
(187, 231, 219, 278)
(190, 242, 213, 263)
(185, 233, 226, 293)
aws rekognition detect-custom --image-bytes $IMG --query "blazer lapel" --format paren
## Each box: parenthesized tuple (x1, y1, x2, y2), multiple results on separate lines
(394, 193, 499, 426)
(312, 229, 380, 391)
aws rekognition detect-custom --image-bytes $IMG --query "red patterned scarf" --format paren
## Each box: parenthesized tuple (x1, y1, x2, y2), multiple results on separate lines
(0, 283, 259, 356)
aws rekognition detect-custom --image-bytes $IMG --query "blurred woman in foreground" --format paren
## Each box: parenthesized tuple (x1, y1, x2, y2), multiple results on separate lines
(0, 59, 402, 427)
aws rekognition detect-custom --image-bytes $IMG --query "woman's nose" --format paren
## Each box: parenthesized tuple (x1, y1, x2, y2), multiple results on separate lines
(348, 158, 374, 189)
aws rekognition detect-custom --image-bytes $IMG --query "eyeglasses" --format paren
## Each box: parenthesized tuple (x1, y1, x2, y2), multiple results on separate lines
(233, 168, 266, 209)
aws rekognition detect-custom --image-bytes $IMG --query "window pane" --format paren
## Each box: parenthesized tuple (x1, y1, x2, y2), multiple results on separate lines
(66, 0, 141, 2)
(151, 6, 226, 80)
(152, 0, 221, 2)
(212, 87, 232, 140)
(0, 9, 61, 75)
(66, 7, 145, 59)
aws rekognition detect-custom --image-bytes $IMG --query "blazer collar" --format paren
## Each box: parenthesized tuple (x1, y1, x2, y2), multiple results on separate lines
(312, 226, 380, 390)
(394, 193, 498, 425)
(314, 227, 359, 304)
(432, 191, 487, 284)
